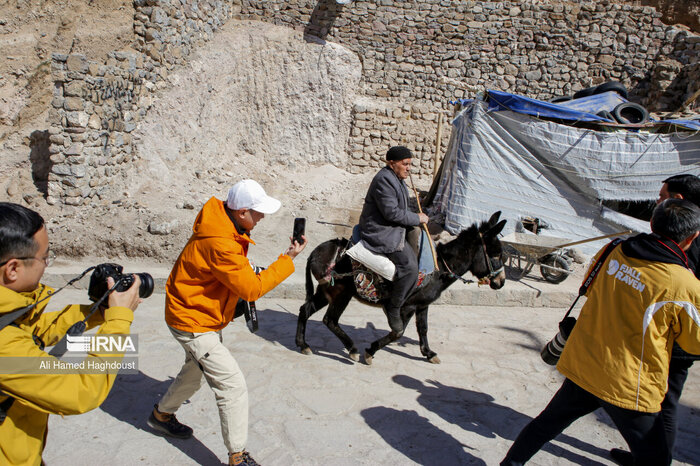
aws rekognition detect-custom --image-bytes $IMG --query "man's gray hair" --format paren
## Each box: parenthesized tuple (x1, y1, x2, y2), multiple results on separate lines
(651, 198, 700, 243)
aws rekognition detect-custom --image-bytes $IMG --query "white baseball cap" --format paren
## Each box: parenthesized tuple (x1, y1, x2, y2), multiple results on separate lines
(226, 179, 281, 214)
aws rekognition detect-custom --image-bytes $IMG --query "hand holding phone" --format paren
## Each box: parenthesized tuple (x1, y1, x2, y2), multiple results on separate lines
(292, 217, 306, 245)
(286, 218, 307, 259)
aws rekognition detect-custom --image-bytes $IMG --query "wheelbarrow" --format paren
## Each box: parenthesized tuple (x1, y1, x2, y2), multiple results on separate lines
(501, 230, 633, 284)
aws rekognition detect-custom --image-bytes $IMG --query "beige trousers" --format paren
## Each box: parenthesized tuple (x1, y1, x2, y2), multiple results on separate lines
(158, 326, 248, 453)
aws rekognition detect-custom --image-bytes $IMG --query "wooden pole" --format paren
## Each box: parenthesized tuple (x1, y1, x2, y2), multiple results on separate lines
(556, 230, 633, 249)
(409, 172, 440, 269)
(679, 88, 700, 112)
(433, 112, 443, 178)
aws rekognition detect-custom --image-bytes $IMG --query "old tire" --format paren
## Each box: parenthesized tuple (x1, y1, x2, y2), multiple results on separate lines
(573, 85, 597, 100)
(592, 81, 628, 99)
(550, 95, 573, 103)
(540, 254, 571, 284)
(574, 81, 628, 100)
(613, 103, 649, 124)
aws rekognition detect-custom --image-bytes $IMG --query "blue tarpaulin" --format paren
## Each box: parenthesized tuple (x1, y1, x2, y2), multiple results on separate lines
(661, 119, 700, 131)
(451, 90, 700, 131)
(486, 90, 612, 122)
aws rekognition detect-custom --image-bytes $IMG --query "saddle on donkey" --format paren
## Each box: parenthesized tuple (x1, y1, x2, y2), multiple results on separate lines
(342, 225, 435, 303)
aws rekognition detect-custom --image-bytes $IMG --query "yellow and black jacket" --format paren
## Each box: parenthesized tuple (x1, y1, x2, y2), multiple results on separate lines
(558, 233, 700, 413)
(0, 283, 133, 465)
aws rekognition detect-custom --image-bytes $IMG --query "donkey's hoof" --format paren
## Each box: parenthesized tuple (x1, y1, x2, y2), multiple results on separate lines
(363, 350, 373, 365)
(300, 347, 312, 356)
(428, 355, 441, 364)
(349, 350, 360, 362)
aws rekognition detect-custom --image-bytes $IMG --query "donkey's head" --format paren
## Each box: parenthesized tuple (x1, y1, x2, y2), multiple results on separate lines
(472, 211, 507, 289)
(440, 211, 507, 289)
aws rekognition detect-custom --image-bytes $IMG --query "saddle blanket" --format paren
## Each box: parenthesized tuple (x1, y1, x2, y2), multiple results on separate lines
(353, 261, 427, 303)
(346, 226, 436, 281)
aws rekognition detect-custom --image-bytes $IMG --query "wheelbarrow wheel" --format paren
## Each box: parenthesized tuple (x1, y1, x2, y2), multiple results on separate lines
(540, 254, 571, 284)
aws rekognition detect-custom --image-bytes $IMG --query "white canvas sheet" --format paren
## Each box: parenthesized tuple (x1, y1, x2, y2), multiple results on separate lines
(430, 102, 700, 254)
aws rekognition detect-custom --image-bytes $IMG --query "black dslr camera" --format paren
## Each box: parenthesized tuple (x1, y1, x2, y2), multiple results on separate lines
(232, 263, 264, 333)
(88, 263, 155, 302)
(540, 316, 576, 365)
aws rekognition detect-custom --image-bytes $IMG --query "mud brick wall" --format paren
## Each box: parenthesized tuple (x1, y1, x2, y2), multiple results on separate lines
(48, 52, 150, 205)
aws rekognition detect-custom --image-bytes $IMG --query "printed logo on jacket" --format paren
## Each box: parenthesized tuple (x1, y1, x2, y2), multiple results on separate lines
(607, 259, 646, 292)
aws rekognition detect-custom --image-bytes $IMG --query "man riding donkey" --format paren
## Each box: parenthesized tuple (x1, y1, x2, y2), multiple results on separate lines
(359, 145, 429, 335)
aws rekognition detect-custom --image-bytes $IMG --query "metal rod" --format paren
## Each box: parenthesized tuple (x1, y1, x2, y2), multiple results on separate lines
(316, 220, 352, 228)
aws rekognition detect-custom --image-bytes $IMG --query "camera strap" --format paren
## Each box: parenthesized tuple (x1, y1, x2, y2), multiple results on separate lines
(0, 303, 37, 334)
(0, 267, 98, 335)
(244, 301, 259, 333)
(562, 238, 623, 320)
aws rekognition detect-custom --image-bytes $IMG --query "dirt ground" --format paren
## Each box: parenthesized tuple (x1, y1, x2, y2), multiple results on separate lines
(0, 0, 134, 150)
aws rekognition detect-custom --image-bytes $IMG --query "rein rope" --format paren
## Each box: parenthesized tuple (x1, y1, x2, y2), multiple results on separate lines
(479, 231, 505, 279)
(440, 257, 475, 285)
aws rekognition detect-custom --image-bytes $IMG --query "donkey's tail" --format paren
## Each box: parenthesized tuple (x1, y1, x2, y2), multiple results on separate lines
(305, 238, 350, 301)
(304, 256, 315, 301)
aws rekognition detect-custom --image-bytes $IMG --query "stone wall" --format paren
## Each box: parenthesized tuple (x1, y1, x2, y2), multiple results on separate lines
(48, 52, 149, 205)
(47, 0, 700, 203)
(237, 0, 700, 174)
(48, 1, 237, 205)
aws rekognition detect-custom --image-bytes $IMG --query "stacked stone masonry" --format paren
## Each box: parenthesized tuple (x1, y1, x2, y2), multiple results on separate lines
(48, 0, 700, 203)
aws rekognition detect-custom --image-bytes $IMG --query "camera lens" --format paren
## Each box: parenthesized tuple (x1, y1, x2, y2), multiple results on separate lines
(540, 317, 577, 366)
(541, 334, 566, 366)
(136, 272, 154, 299)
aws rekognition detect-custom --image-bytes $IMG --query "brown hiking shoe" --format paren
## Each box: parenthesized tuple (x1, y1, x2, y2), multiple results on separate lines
(229, 450, 260, 466)
(146, 404, 193, 439)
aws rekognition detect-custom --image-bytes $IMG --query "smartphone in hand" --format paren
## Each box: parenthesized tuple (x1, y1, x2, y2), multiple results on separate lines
(293, 217, 306, 245)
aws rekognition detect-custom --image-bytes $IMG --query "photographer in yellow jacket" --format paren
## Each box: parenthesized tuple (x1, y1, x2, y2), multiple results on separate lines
(0, 202, 142, 465)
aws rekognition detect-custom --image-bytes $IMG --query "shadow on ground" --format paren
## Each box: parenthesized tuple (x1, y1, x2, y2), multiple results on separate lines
(362, 406, 486, 465)
(249, 306, 428, 363)
(391, 375, 611, 465)
(100, 371, 222, 465)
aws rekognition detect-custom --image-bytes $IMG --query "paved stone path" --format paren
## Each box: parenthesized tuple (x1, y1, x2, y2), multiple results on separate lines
(40, 288, 699, 465)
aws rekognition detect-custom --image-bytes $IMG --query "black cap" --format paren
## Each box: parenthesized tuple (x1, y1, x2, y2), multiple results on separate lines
(386, 146, 413, 161)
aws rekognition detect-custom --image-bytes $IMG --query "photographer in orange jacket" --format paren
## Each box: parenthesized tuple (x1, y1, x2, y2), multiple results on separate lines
(147, 180, 306, 466)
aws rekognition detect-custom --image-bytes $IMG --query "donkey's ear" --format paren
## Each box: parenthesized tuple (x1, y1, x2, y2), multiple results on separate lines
(487, 211, 502, 227)
(487, 219, 507, 237)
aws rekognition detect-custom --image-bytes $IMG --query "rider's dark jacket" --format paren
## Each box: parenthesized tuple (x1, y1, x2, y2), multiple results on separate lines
(359, 166, 421, 254)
